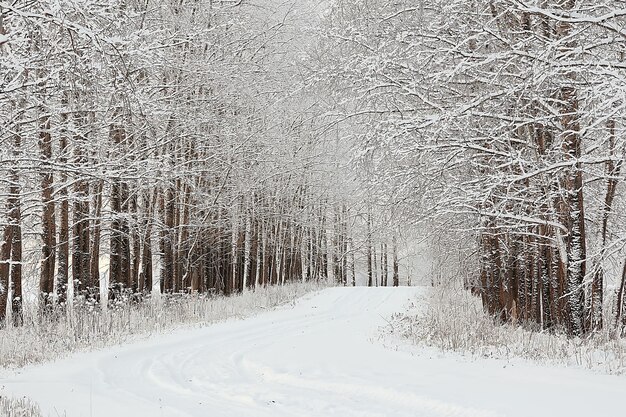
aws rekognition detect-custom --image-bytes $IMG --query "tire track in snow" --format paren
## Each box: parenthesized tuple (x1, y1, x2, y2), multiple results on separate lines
(1, 288, 508, 417)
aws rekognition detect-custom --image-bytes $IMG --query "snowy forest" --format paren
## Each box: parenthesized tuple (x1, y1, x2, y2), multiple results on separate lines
(3, 1, 626, 416)
(0, 0, 384, 318)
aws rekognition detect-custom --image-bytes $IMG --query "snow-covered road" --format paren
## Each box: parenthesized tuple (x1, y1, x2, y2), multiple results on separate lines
(2, 287, 626, 417)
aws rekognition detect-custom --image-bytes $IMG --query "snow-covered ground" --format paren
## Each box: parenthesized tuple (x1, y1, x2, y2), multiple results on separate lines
(2, 287, 626, 417)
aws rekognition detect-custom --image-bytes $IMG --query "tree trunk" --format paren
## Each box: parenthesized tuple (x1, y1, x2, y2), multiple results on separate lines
(72, 112, 91, 298)
(57, 134, 70, 304)
(392, 234, 399, 287)
(90, 180, 103, 300)
(39, 113, 56, 309)
(243, 210, 252, 289)
(0, 224, 13, 324)
(382, 242, 388, 287)
(367, 210, 373, 287)
(8, 131, 23, 325)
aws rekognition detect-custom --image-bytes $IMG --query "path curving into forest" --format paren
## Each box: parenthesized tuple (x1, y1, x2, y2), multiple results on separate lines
(2, 287, 626, 417)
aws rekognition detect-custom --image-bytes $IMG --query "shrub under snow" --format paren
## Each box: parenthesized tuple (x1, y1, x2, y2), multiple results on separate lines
(0, 281, 324, 369)
(0, 396, 42, 417)
(387, 285, 626, 375)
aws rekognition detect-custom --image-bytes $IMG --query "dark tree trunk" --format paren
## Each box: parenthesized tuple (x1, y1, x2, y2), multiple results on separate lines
(39, 114, 56, 309)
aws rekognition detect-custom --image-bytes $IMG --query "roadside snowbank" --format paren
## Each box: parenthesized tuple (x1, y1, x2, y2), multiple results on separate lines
(386, 285, 626, 374)
(0, 282, 323, 370)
